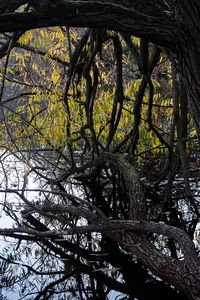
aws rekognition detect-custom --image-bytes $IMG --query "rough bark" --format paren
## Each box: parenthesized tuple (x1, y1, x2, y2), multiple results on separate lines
(0, 153, 200, 298)
(172, 0, 200, 136)
(1, 217, 200, 299)
(103, 153, 145, 220)
(0, 1, 176, 48)
(18, 153, 200, 300)
(0, 0, 200, 298)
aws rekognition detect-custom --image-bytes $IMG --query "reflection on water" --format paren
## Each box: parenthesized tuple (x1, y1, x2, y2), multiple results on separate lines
(0, 153, 199, 300)
(0, 155, 127, 300)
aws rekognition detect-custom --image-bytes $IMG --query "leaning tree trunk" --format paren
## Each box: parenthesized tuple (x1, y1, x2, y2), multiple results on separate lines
(172, 0, 200, 136)
(103, 153, 200, 300)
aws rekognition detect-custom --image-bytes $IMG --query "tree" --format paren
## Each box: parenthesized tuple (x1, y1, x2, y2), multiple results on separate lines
(0, 1, 200, 300)
(0, 0, 200, 134)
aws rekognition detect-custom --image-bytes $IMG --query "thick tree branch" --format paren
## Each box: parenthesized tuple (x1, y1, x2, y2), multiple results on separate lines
(0, 1, 177, 49)
(0, 219, 198, 265)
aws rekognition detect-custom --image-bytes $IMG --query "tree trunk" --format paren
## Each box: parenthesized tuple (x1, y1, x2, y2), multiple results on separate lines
(101, 154, 200, 300)
(172, 0, 200, 136)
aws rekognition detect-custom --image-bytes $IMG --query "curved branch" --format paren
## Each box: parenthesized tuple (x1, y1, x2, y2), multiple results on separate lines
(1, 219, 198, 265)
(0, 1, 177, 49)
(103, 153, 145, 220)
(0, 216, 199, 298)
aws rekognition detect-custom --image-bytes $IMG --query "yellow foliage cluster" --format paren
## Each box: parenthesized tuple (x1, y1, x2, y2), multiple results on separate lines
(0, 27, 174, 162)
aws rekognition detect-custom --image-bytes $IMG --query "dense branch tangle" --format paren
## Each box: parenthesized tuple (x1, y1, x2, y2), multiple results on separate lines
(0, 1, 200, 300)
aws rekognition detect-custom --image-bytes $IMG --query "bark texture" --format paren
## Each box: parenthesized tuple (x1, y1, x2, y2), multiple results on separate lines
(172, 0, 200, 136)
(0, 0, 200, 299)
